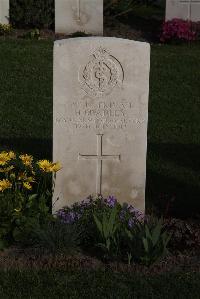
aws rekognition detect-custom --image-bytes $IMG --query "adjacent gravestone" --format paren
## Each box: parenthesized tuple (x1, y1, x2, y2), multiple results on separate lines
(53, 37, 150, 213)
(166, 0, 200, 22)
(0, 0, 9, 24)
(55, 0, 103, 35)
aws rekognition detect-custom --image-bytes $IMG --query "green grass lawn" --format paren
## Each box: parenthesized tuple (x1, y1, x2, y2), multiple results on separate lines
(0, 40, 52, 158)
(0, 270, 199, 299)
(0, 39, 200, 217)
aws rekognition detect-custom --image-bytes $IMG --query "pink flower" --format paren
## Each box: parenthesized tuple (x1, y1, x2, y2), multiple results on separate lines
(160, 19, 198, 43)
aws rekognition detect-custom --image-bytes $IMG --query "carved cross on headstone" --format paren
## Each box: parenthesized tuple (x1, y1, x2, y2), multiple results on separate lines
(180, 0, 200, 20)
(78, 134, 121, 195)
(77, 0, 81, 21)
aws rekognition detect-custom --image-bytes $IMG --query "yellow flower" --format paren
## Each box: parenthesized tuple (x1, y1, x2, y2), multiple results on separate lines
(37, 160, 52, 172)
(37, 160, 62, 173)
(23, 182, 32, 190)
(0, 165, 14, 173)
(50, 162, 62, 172)
(14, 208, 21, 213)
(8, 151, 16, 159)
(0, 179, 12, 192)
(19, 154, 33, 167)
(18, 172, 27, 181)
(0, 152, 11, 166)
(26, 176, 35, 183)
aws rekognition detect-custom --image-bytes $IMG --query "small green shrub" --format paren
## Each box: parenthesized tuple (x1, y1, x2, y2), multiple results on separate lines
(0, 24, 13, 36)
(126, 218, 171, 266)
(20, 29, 40, 40)
(33, 220, 80, 255)
(57, 197, 171, 265)
(0, 151, 61, 247)
(10, 0, 54, 29)
(93, 205, 120, 258)
(57, 196, 143, 253)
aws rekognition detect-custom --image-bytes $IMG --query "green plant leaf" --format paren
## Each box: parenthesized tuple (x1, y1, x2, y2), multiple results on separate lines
(28, 194, 37, 201)
(108, 205, 118, 233)
(145, 225, 152, 240)
(106, 238, 111, 251)
(142, 237, 149, 253)
(125, 228, 133, 240)
(102, 212, 108, 238)
(0, 239, 5, 251)
(152, 220, 162, 246)
(162, 232, 171, 248)
(93, 214, 103, 237)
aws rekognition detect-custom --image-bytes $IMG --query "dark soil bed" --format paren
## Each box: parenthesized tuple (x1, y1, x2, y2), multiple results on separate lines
(0, 15, 161, 43)
(0, 246, 199, 275)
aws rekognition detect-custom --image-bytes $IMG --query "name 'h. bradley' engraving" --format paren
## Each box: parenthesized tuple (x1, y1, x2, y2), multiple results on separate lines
(78, 134, 121, 195)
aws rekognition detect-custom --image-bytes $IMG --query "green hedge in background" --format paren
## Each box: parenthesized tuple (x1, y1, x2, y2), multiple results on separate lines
(10, 0, 54, 29)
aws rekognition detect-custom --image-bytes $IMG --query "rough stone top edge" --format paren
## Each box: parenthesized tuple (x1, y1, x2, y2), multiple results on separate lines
(54, 37, 150, 49)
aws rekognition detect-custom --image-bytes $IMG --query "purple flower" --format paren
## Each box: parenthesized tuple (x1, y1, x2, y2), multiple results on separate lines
(119, 209, 126, 221)
(126, 205, 145, 222)
(106, 195, 117, 208)
(57, 209, 79, 224)
(80, 198, 91, 207)
(57, 209, 65, 218)
(128, 218, 135, 228)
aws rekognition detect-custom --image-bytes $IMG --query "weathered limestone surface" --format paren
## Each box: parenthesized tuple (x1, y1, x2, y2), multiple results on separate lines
(55, 0, 103, 35)
(53, 37, 150, 212)
(0, 0, 9, 24)
(166, 0, 200, 22)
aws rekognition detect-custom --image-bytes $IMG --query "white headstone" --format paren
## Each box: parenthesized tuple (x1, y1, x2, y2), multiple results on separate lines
(0, 0, 9, 24)
(55, 0, 103, 35)
(53, 37, 150, 212)
(166, 0, 200, 22)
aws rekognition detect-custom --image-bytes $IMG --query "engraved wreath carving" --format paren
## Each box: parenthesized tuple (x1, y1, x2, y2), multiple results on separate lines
(79, 47, 124, 98)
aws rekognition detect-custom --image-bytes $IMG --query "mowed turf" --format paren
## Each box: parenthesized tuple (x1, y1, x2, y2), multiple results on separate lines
(0, 270, 199, 299)
(0, 39, 200, 216)
(0, 40, 52, 158)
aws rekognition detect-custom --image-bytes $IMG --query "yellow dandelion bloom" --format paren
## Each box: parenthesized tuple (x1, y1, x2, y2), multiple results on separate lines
(0, 179, 12, 192)
(19, 154, 33, 167)
(8, 151, 16, 159)
(18, 172, 27, 181)
(26, 177, 35, 183)
(23, 182, 32, 190)
(0, 152, 11, 166)
(0, 165, 14, 173)
(37, 160, 52, 172)
(50, 162, 62, 172)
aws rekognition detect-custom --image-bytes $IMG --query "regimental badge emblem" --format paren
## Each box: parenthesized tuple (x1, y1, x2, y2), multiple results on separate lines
(79, 47, 124, 98)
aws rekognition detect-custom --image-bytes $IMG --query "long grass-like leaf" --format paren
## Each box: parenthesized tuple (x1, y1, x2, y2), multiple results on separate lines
(152, 221, 162, 246)
(93, 214, 103, 237)
(142, 237, 149, 253)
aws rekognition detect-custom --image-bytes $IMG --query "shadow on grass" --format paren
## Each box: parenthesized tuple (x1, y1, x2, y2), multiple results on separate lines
(149, 143, 200, 172)
(146, 169, 200, 218)
(146, 143, 200, 218)
(0, 137, 52, 160)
